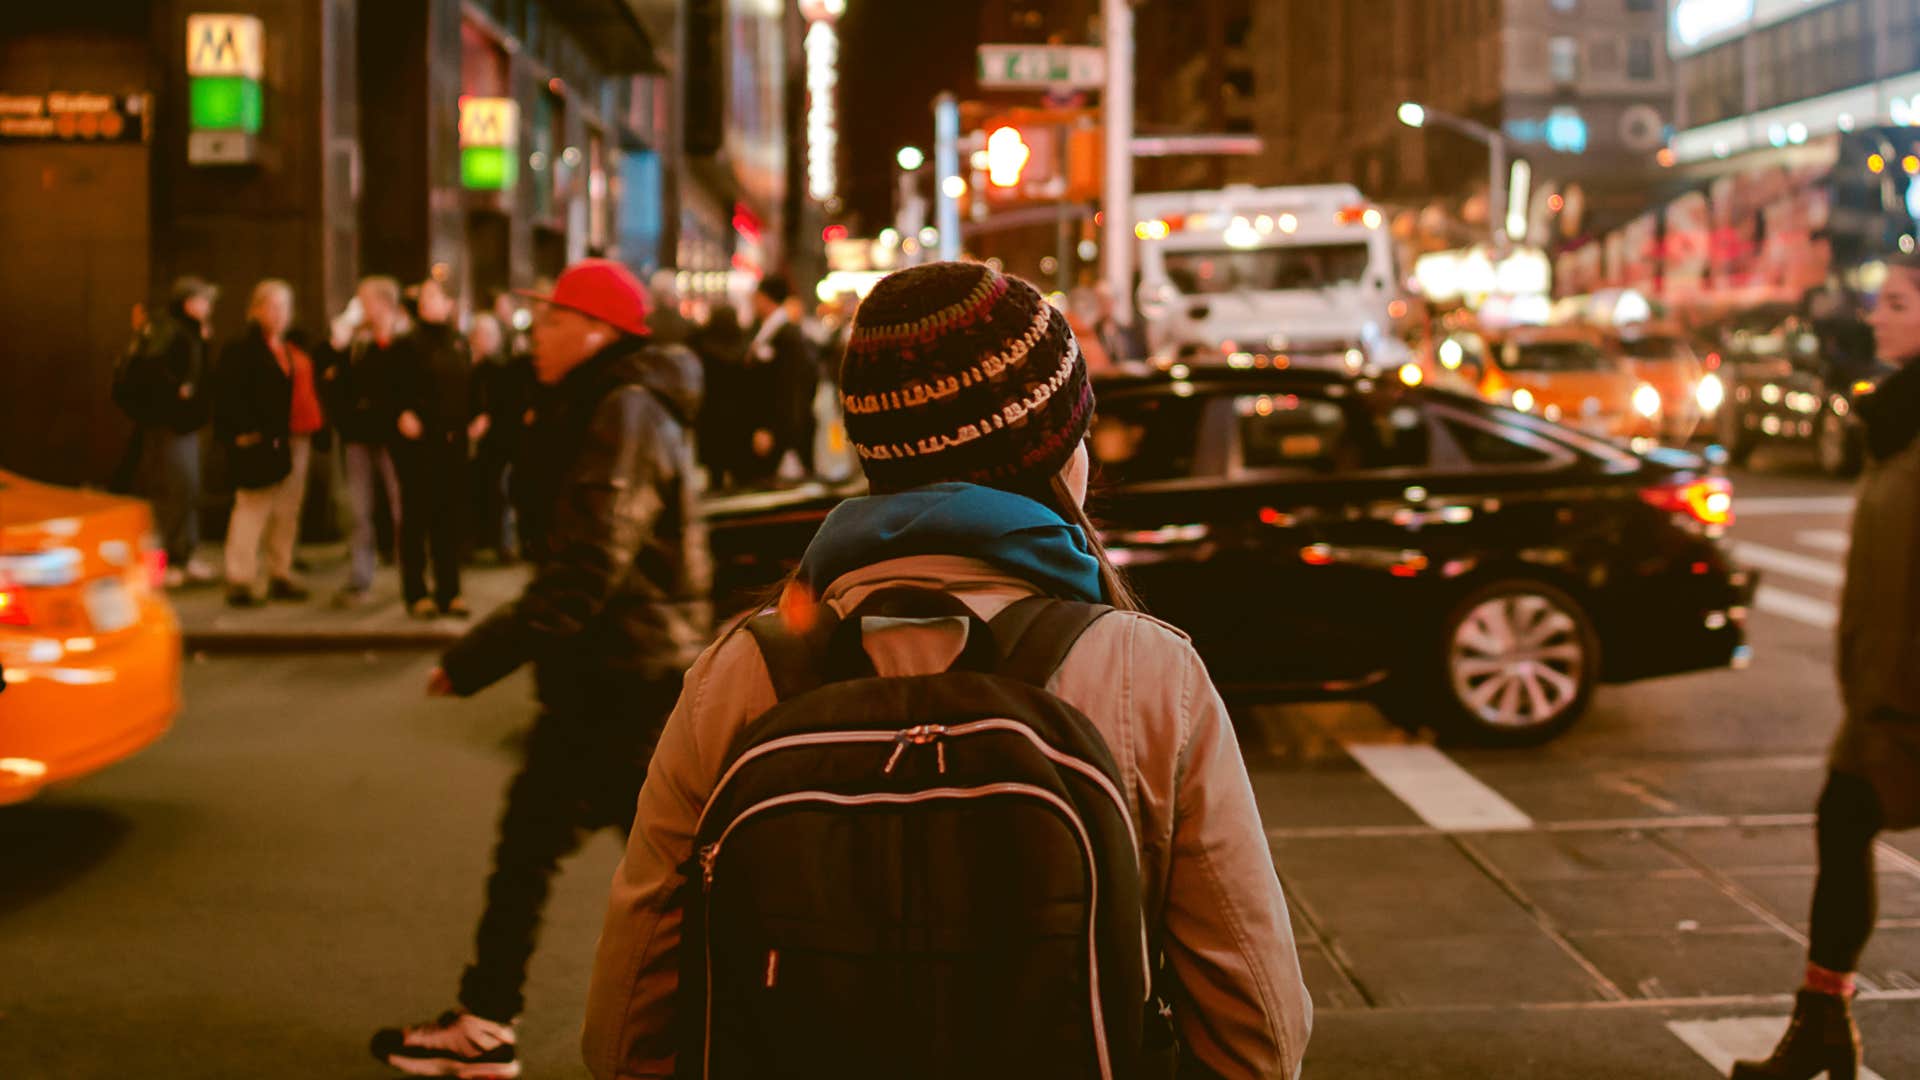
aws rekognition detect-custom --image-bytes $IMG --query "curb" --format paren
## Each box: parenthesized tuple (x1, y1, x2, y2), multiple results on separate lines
(182, 630, 462, 655)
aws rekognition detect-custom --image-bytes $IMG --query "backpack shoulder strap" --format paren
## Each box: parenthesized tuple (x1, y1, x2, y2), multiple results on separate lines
(744, 608, 837, 702)
(990, 596, 1114, 688)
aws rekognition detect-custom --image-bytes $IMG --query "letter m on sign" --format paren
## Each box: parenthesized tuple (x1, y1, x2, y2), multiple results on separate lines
(186, 15, 263, 80)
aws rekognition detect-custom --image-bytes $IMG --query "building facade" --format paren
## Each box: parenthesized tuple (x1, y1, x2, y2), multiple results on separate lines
(1248, 0, 1673, 241)
(0, 0, 816, 486)
(1670, 0, 1920, 163)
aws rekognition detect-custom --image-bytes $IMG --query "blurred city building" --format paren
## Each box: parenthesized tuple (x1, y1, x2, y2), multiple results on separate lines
(1248, 0, 1674, 250)
(0, 0, 829, 485)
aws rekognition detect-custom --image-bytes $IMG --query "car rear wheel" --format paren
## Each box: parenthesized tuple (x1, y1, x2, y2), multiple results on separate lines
(1384, 580, 1600, 747)
(1817, 407, 1862, 478)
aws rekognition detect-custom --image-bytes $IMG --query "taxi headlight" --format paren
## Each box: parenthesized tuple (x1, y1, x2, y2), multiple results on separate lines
(1696, 372, 1725, 414)
(1633, 382, 1663, 419)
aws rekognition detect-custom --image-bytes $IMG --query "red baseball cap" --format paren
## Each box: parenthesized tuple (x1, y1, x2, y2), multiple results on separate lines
(517, 258, 651, 337)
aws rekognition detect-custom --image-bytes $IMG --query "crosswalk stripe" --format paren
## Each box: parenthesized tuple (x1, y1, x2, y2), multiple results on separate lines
(1755, 585, 1839, 630)
(1667, 1017, 1885, 1078)
(1342, 743, 1533, 833)
(1736, 495, 1856, 516)
(1731, 542, 1845, 587)
(1795, 528, 1849, 553)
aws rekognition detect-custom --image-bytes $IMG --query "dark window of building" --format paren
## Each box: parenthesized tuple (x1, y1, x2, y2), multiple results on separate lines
(1628, 36, 1655, 79)
(1626, 0, 1656, 11)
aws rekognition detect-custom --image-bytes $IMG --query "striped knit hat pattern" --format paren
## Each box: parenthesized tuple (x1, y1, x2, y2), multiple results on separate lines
(839, 262, 1093, 493)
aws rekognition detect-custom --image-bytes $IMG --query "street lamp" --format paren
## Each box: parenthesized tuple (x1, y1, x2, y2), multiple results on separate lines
(1399, 101, 1509, 251)
(896, 145, 925, 172)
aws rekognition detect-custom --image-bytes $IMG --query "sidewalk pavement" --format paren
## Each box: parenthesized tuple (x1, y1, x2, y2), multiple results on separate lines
(171, 544, 528, 653)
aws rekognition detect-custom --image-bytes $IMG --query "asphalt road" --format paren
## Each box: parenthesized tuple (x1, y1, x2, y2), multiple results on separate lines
(3, 463, 1917, 1079)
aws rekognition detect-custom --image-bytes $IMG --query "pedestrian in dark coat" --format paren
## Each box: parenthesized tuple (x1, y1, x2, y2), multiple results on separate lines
(690, 303, 752, 491)
(1734, 253, 1920, 1079)
(215, 279, 321, 607)
(391, 278, 473, 617)
(319, 276, 409, 605)
(466, 312, 533, 562)
(371, 259, 709, 1079)
(747, 275, 817, 482)
(122, 276, 219, 585)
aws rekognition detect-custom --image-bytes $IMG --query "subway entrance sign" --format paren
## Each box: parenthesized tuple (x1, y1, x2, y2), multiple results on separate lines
(459, 97, 519, 192)
(186, 13, 263, 164)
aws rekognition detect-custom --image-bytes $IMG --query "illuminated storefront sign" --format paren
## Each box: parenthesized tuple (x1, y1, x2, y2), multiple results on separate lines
(459, 97, 520, 191)
(803, 4, 840, 203)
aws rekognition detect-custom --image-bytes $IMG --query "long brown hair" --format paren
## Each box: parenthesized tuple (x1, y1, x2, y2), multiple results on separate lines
(1046, 473, 1142, 613)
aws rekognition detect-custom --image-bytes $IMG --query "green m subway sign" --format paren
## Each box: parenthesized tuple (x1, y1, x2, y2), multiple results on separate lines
(186, 13, 262, 163)
(459, 97, 520, 191)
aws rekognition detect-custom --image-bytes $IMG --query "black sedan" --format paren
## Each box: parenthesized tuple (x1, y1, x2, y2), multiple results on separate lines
(703, 368, 1755, 746)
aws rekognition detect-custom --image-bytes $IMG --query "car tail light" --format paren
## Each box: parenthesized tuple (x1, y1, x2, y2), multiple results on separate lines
(1641, 478, 1733, 526)
(0, 577, 28, 628)
(144, 547, 168, 589)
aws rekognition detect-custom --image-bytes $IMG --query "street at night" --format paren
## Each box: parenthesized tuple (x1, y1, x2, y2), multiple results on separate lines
(5, 465, 1914, 1079)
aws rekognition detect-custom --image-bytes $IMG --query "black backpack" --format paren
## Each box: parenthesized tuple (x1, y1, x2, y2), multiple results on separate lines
(677, 588, 1176, 1080)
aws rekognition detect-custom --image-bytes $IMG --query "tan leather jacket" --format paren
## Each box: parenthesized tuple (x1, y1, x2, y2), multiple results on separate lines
(584, 555, 1312, 1078)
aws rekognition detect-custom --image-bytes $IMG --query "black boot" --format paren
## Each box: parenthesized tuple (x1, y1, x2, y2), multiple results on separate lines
(1731, 990, 1861, 1079)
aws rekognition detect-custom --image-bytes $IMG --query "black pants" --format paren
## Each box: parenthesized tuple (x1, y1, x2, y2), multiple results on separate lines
(469, 442, 515, 559)
(1808, 770, 1886, 973)
(457, 672, 682, 1023)
(397, 439, 466, 607)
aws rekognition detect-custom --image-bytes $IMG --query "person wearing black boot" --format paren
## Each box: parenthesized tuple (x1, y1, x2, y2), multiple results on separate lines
(1733, 257, 1920, 1080)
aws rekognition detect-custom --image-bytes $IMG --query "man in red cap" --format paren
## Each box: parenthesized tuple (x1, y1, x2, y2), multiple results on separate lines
(373, 258, 710, 1077)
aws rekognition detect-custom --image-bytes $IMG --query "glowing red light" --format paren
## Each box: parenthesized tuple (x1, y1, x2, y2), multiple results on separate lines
(822, 224, 849, 243)
(1548, 194, 1566, 213)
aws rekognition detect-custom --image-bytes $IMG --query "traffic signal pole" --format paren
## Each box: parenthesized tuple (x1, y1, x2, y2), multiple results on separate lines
(935, 93, 962, 262)
(1102, 0, 1134, 327)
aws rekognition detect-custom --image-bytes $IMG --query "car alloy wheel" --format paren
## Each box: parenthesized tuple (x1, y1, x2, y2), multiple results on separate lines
(1448, 591, 1587, 732)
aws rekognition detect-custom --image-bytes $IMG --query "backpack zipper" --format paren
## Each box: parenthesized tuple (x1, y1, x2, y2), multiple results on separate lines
(696, 718, 1153, 993)
(701, 783, 1114, 1080)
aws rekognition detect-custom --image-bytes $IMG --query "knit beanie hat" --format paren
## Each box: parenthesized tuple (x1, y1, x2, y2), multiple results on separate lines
(840, 262, 1093, 493)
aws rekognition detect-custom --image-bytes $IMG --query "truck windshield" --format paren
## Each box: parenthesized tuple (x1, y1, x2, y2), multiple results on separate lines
(1163, 243, 1371, 295)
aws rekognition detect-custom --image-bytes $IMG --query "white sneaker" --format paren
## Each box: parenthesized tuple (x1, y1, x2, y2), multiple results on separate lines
(184, 558, 219, 583)
(370, 1009, 519, 1078)
(161, 567, 187, 589)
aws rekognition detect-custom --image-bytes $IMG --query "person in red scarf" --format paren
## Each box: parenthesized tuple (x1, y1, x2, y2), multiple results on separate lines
(214, 279, 323, 606)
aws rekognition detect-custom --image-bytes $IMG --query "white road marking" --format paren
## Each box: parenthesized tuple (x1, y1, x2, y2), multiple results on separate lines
(1667, 1016, 1884, 1079)
(1754, 586, 1839, 630)
(1796, 528, 1849, 553)
(1736, 495, 1856, 516)
(1731, 542, 1844, 587)
(1342, 743, 1534, 833)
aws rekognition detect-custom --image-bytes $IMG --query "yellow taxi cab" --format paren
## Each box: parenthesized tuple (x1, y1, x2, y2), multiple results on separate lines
(0, 470, 180, 803)
(1615, 322, 1711, 443)
(1476, 325, 1650, 439)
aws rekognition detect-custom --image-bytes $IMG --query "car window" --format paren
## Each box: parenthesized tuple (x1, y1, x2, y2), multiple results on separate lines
(1236, 390, 1430, 474)
(1503, 340, 1612, 371)
(1442, 418, 1554, 466)
(1089, 394, 1207, 485)
(1618, 336, 1683, 359)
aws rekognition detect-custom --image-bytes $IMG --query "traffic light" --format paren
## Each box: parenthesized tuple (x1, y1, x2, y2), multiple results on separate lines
(822, 223, 849, 243)
(986, 126, 1030, 188)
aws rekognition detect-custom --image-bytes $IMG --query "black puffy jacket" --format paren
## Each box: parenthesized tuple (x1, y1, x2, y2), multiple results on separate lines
(440, 336, 711, 702)
(119, 304, 213, 432)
